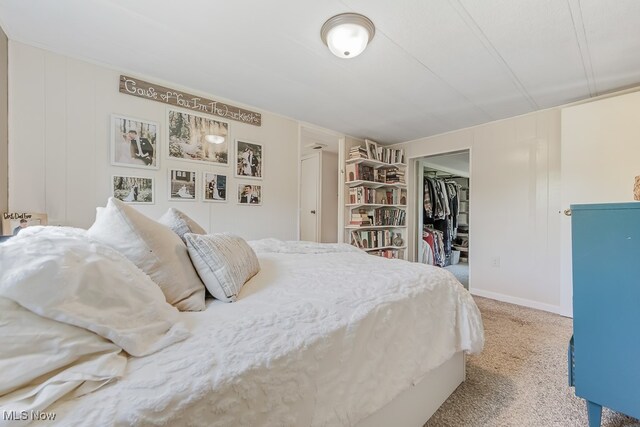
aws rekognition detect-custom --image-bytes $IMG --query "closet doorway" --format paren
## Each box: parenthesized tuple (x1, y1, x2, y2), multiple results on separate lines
(415, 150, 470, 289)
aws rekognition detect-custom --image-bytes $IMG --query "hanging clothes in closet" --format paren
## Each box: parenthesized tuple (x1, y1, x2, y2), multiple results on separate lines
(422, 175, 461, 267)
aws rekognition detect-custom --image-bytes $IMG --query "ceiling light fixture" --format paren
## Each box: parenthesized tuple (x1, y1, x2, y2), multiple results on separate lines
(205, 134, 225, 144)
(321, 13, 375, 59)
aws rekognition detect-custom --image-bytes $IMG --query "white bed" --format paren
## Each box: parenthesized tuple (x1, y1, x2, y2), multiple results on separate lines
(41, 239, 483, 426)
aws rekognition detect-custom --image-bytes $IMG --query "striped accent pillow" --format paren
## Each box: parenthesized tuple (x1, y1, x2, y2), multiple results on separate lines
(184, 233, 260, 302)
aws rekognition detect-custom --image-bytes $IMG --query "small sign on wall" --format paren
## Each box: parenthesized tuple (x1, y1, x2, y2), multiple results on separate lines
(2, 212, 48, 236)
(119, 75, 262, 127)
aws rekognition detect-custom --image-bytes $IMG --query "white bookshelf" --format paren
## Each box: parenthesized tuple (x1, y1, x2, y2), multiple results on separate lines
(342, 139, 407, 260)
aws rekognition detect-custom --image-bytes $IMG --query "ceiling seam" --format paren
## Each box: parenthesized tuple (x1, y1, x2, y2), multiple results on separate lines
(337, 0, 494, 129)
(447, 0, 539, 110)
(376, 28, 495, 122)
(566, 0, 598, 97)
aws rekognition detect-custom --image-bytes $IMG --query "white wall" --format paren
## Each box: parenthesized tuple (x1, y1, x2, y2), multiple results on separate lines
(559, 90, 640, 315)
(561, 90, 640, 204)
(8, 41, 300, 240)
(402, 110, 562, 313)
(0, 26, 7, 214)
(320, 151, 338, 243)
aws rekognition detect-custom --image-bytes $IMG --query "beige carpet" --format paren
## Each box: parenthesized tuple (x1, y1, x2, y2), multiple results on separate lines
(425, 297, 640, 427)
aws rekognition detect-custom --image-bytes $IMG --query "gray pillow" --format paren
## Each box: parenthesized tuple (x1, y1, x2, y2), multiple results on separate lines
(184, 233, 260, 302)
(158, 208, 206, 243)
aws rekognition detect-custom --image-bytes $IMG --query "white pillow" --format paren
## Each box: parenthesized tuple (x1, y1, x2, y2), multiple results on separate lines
(88, 198, 206, 311)
(0, 226, 190, 356)
(0, 297, 126, 414)
(184, 233, 260, 302)
(158, 207, 206, 243)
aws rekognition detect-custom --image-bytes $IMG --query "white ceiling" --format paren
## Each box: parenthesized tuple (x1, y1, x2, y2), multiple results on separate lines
(1, 0, 639, 144)
(300, 127, 340, 156)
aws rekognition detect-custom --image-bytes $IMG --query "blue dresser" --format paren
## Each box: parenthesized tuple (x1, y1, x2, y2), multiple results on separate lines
(569, 202, 640, 426)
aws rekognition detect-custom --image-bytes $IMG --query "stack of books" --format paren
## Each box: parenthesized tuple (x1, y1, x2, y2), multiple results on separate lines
(349, 211, 372, 226)
(349, 146, 369, 160)
(385, 168, 405, 184)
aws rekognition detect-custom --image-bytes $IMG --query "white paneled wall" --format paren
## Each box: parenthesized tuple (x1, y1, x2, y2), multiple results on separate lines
(0, 26, 7, 213)
(403, 110, 562, 313)
(560, 90, 640, 317)
(8, 42, 299, 240)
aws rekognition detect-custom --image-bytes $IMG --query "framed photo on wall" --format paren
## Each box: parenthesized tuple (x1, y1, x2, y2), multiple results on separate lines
(112, 175, 154, 204)
(1, 213, 48, 237)
(111, 115, 159, 169)
(237, 183, 262, 206)
(203, 172, 227, 202)
(168, 169, 197, 201)
(167, 109, 229, 165)
(235, 139, 263, 179)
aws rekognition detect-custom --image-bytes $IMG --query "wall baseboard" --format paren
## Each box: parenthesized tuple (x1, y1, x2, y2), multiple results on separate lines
(469, 288, 564, 316)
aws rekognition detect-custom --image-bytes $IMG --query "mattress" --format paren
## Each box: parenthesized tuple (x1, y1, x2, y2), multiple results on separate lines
(47, 239, 484, 426)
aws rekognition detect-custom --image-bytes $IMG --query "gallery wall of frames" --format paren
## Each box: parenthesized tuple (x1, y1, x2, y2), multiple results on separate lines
(110, 110, 264, 207)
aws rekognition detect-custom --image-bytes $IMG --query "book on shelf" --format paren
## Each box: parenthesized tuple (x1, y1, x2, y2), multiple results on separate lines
(383, 188, 407, 205)
(374, 207, 406, 226)
(351, 142, 406, 165)
(349, 187, 376, 204)
(375, 146, 406, 165)
(350, 229, 392, 249)
(351, 231, 364, 248)
(345, 163, 375, 182)
(368, 248, 405, 259)
(349, 187, 407, 206)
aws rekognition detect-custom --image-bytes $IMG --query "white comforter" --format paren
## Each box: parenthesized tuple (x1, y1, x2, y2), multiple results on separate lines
(48, 239, 484, 426)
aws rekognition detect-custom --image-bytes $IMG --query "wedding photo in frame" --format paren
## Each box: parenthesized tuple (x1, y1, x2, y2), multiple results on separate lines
(203, 172, 227, 202)
(1, 213, 48, 237)
(237, 183, 262, 206)
(168, 169, 197, 201)
(167, 109, 229, 166)
(365, 139, 378, 161)
(111, 114, 159, 169)
(112, 175, 154, 204)
(235, 139, 263, 179)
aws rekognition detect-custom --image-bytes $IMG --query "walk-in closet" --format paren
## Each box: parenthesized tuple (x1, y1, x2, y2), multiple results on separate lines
(416, 151, 469, 288)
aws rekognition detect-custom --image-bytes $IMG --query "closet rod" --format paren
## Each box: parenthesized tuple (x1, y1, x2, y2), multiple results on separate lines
(424, 171, 461, 179)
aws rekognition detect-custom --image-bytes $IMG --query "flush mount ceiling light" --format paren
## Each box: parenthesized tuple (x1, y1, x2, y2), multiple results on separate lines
(321, 13, 375, 59)
(204, 134, 225, 144)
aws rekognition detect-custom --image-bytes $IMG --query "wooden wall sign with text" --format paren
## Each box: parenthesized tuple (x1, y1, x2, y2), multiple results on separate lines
(119, 75, 262, 126)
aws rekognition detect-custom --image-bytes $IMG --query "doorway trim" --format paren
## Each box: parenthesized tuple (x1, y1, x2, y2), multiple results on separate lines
(409, 148, 472, 289)
(299, 152, 322, 242)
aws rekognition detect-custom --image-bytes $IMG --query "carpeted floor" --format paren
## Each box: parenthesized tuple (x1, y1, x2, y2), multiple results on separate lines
(424, 297, 640, 427)
(444, 262, 469, 288)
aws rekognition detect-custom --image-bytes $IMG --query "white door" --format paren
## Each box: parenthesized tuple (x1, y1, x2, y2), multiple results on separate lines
(300, 154, 319, 242)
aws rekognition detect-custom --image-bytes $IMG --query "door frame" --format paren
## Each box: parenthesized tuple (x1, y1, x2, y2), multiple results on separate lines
(410, 148, 472, 286)
(299, 152, 322, 242)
